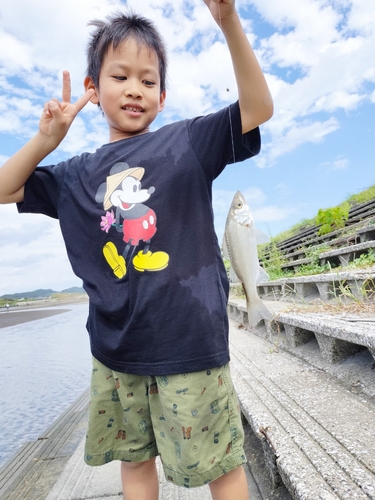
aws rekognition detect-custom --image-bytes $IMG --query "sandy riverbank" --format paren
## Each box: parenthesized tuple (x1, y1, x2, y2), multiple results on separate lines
(0, 294, 88, 329)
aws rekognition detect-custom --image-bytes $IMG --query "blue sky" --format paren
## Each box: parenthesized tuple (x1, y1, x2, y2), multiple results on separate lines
(0, 0, 374, 294)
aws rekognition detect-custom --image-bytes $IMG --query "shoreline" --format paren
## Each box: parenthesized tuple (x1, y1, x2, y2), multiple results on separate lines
(0, 295, 88, 329)
(1, 293, 88, 310)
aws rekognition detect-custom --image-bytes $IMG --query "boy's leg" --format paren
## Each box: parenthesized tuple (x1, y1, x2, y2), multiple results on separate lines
(121, 457, 159, 500)
(209, 465, 249, 500)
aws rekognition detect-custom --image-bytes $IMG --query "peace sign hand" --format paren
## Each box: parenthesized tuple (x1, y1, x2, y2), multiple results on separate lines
(39, 71, 94, 148)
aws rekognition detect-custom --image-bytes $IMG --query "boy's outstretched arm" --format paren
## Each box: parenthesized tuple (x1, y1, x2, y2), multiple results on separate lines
(0, 71, 94, 204)
(204, 0, 273, 133)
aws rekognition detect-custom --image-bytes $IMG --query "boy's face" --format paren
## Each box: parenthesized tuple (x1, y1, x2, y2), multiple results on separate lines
(85, 38, 166, 142)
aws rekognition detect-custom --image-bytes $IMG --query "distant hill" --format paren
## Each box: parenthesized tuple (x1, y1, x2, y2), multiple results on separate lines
(1, 287, 85, 300)
(61, 287, 85, 294)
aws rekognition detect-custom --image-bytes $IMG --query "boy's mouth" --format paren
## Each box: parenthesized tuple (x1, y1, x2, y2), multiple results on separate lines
(122, 105, 144, 113)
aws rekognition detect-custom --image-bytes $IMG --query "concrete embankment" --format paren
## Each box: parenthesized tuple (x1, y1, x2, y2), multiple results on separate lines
(0, 390, 90, 500)
(3, 296, 375, 499)
(0, 312, 287, 500)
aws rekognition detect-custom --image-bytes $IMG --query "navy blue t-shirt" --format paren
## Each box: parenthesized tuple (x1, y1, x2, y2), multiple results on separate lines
(18, 102, 260, 375)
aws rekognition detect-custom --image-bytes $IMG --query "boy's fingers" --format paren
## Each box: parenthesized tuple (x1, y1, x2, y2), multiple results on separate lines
(62, 70, 71, 104)
(73, 89, 96, 113)
(43, 98, 60, 116)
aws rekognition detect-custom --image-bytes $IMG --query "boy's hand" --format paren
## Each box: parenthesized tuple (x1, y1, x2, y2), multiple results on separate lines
(203, 0, 273, 132)
(39, 71, 94, 147)
(203, 0, 235, 25)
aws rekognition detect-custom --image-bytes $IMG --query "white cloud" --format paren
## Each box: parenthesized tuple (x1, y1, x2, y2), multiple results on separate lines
(0, 28, 33, 71)
(321, 156, 350, 172)
(253, 205, 298, 223)
(257, 117, 340, 168)
(273, 182, 293, 199)
(347, 0, 375, 35)
(0, 205, 80, 294)
(252, 0, 375, 166)
(332, 158, 350, 171)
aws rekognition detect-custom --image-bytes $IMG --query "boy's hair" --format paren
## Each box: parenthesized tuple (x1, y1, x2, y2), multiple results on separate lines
(86, 12, 167, 93)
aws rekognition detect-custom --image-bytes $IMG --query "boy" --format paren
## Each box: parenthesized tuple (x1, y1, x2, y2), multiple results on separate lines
(0, 1, 273, 498)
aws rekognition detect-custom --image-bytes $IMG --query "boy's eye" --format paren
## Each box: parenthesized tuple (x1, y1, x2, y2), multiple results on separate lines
(143, 80, 155, 86)
(114, 76, 127, 81)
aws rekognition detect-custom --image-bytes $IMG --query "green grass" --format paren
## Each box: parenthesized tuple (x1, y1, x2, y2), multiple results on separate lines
(269, 184, 375, 244)
(0, 298, 18, 307)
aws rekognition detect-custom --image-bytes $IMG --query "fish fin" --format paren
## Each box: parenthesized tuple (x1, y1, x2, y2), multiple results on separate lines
(255, 228, 270, 245)
(229, 267, 240, 283)
(246, 298, 273, 329)
(256, 266, 270, 284)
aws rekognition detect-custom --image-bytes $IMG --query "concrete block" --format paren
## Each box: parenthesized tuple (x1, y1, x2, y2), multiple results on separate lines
(358, 226, 375, 243)
(338, 253, 353, 266)
(315, 333, 363, 364)
(265, 319, 279, 336)
(228, 303, 242, 322)
(284, 324, 315, 348)
(283, 283, 296, 299)
(347, 279, 366, 301)
(261, 438, 284, 489)
(295, 282, 320, 301)
(241, 309, 249, 325)
(316, 282, 332, 301)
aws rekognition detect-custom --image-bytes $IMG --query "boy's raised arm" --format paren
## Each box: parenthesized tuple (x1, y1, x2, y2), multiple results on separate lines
(203, 0, 273, 133)
(0, 71, 94, 204)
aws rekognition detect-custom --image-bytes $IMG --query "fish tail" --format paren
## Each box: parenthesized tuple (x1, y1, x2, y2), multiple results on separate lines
(246, 298, 273, 329)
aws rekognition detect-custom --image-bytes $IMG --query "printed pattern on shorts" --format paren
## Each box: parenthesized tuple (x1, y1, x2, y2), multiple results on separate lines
(85, 358, 246, 488)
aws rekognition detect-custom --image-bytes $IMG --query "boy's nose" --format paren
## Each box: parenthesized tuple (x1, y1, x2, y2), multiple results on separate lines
(125, 82, 142, 99)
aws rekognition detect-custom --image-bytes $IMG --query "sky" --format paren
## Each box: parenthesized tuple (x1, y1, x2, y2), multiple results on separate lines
(0, 0, 374, 295)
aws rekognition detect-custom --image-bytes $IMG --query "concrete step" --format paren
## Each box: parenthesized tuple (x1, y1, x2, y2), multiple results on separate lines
(43, 436, 262, 500)
(229, 318, 375, 499)
(43, 428, 270, 500)
(0, 391, 89, 500)
(256, 267, 375, 304)
(0, 372, 273, 499)
(228, 298, 375, 401)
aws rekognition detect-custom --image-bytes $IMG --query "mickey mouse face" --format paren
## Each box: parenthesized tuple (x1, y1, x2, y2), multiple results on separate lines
(110, 176, 153, 210)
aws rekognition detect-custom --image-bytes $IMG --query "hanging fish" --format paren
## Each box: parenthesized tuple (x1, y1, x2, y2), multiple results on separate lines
(223, 191, 272, 329)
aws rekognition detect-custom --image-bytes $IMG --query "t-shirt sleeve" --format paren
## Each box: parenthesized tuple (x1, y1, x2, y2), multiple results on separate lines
(187, 101, 261, 179)
(17, 162, 66, 219)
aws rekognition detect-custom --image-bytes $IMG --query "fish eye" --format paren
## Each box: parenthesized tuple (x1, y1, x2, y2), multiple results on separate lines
(235, 201, 243, 209)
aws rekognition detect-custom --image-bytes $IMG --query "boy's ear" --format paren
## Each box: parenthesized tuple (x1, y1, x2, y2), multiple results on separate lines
(159, 90, 166, 112)
(84, 76, 99, 104)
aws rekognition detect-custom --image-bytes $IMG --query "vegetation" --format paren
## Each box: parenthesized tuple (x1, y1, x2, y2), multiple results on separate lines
(268, 184, 375, 244)
(346, 185, 375, 206)
(255, 184, 375, 280)
(347, 249, 375, 268)
(0, 287, 85, 301)
(0, 298, 18, 308)
(260, 246, 375, 281)
(316, 204, 349, 235)
(267, 218, 316, 245)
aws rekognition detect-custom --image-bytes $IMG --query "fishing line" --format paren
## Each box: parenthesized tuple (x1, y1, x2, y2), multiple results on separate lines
(218, 3, 236, 164)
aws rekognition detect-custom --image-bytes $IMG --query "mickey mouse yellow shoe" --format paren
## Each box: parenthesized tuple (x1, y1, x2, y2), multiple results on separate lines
(133, 250, 169, 272)
(103, 242, 126, 278)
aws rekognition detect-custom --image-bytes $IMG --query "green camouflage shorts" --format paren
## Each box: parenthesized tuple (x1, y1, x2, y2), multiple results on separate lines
(85, 357, 246, 488)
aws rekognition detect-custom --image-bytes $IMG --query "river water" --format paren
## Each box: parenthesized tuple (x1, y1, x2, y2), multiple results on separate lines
(0, 303, 92, 467)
